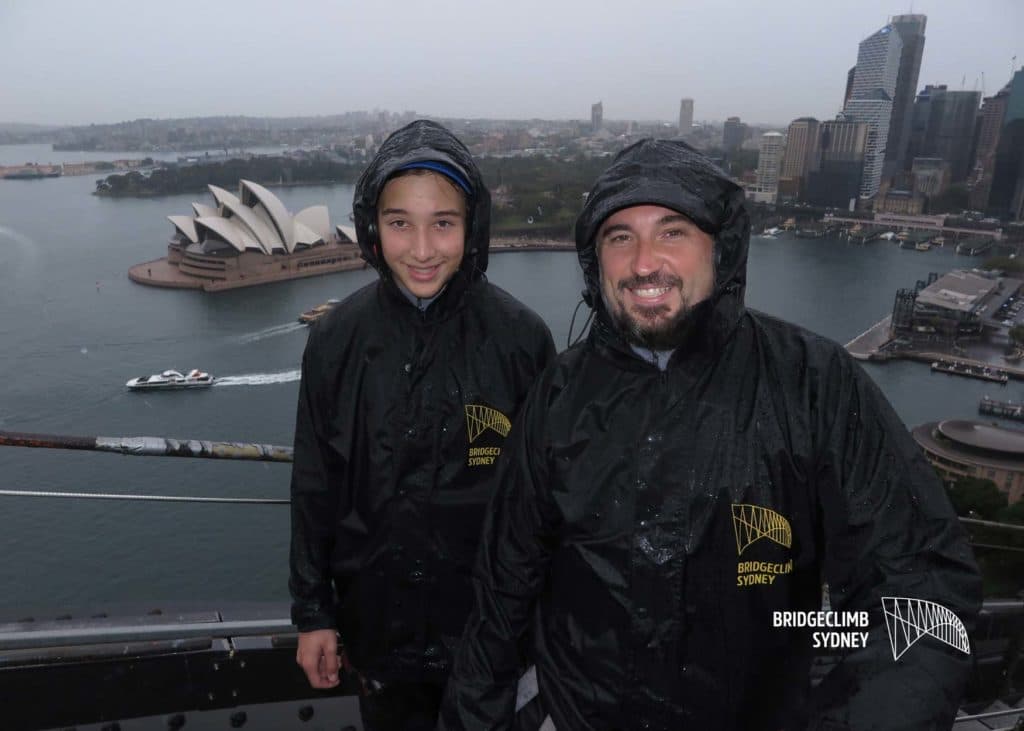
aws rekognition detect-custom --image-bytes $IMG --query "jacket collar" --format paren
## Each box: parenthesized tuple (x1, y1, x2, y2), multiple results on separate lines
(379, 269, 473, 323)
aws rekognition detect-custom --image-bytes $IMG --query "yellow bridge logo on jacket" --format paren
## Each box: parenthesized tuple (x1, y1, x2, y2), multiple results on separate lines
(464, 404, 511, 467)
(731, 503, 793, 587)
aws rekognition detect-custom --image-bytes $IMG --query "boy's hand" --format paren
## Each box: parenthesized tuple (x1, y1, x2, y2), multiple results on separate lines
(296, 629, 341, 689)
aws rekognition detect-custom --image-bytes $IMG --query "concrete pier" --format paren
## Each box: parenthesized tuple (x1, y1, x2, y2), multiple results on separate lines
(844, 314, 1024, 381)
(845, 316, 893, 360)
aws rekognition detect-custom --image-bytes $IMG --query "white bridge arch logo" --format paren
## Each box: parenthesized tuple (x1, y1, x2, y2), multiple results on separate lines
(881, 597, 970, 660)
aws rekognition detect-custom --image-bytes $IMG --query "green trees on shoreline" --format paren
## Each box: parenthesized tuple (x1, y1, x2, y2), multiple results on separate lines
(94, 156, 365, 198)
(95, 153, 616, 238)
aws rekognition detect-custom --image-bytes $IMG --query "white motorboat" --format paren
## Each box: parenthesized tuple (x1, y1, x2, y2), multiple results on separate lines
(125, 368, 214, 390)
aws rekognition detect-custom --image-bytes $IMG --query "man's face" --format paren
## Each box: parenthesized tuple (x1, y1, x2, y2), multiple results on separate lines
(597, 204, 716, 348)
(378, 172, 466, 299)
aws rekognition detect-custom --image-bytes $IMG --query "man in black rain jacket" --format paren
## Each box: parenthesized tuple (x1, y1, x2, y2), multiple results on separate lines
(289, 120, 554, 730)
(440, 140, 982, 731)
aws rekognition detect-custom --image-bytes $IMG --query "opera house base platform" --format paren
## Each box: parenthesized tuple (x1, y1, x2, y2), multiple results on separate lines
(128, 241, 369, 292)
(132, 179, 575, 294)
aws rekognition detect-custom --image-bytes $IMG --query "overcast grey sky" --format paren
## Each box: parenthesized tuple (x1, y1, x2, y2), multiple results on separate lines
(1, 0, 1020, 127)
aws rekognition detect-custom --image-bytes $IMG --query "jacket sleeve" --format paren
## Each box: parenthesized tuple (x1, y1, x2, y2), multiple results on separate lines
(806, 352, 982, 730)
(440, 377, 561, 731)
(532, 319, 556, 375)
(513, 306, 556, 396)
(288, 329, 342, 632)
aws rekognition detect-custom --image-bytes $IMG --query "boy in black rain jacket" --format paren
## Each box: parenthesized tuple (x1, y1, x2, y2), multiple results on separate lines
(289, 120, 554, 730)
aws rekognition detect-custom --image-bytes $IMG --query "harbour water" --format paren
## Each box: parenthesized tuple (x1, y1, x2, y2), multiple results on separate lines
(0, 144, 1016, 618)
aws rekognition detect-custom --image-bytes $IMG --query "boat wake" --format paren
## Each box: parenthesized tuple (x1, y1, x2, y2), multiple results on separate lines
(0, 224, 39, 270)
(234, 322, 306, 344)
(0, 224, 36, 250)
(214, 369, 301, 387)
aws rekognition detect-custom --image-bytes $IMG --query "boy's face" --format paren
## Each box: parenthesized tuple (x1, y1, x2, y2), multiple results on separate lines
(377, 172, 467, 299)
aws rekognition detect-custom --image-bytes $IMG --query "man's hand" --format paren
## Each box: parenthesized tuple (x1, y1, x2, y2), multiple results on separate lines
(296, 629, 341, 689)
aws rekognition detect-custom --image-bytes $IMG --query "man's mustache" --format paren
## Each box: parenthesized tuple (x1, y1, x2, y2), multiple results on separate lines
(617, 272, 683, 292)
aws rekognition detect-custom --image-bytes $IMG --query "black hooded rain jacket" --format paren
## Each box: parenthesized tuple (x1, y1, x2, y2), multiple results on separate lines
(440, 139, 982, 730)
(289, 120, 555, 684)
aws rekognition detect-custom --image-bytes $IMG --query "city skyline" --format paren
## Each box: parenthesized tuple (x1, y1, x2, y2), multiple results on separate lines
(0, 0, 1020, 128)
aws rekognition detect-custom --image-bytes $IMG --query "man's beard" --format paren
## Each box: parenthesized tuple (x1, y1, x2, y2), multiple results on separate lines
(602, 272, 695, 350)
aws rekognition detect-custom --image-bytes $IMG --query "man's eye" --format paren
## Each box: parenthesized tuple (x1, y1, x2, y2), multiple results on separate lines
(387, 219, 408, 229)
(435, 220, 454, 229)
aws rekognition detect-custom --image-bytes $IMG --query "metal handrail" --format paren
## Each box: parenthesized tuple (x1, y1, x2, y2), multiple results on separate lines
(0, 617, 296, 652)
(953, 706, 1024, 723)
(0, 429, 293, 462)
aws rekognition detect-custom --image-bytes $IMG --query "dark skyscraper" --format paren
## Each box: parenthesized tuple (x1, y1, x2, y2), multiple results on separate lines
(908, 85, 982, 183)
(722, 116, 747, 153)
(884, 14, 927, 176)
(970, 84, 1011, 211)
(989, 67, 1024, 219)
(805, 117, 868, 209)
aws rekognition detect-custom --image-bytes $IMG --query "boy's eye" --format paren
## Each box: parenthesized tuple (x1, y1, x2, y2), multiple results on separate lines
(386, 219, 408, 229)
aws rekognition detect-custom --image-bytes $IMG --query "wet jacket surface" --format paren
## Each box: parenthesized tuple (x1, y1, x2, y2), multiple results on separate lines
(441, 140, 982, 730)
(289, 120, 555, 684)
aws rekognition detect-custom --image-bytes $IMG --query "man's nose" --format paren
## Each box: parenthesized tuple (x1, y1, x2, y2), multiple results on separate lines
(631, 237, 660, 276)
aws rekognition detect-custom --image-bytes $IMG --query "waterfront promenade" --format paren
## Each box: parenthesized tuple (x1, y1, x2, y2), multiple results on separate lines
(825, 213, 1003, 241)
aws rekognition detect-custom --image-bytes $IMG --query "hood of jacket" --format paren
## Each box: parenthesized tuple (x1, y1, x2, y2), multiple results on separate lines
(574, 139, 750, 346)
(352, 120, 491, 286)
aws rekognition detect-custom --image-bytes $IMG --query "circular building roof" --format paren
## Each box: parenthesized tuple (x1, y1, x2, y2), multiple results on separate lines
(936, 419, 1024, 457)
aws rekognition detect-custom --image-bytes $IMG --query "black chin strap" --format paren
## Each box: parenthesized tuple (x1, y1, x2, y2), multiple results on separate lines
(567, 290, 596, 349)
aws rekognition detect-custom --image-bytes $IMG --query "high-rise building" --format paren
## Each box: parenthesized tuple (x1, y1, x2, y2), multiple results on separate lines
(844, 66, 857, 106)
(722, 116, 747, 153)
(805, 117, 868, 209)
(751, 131, 785, 203)
(989, 68, 1024, 219)
(884, 14, 927, 175)
(778, 116, 819, 181)
(911, 157, 952, 197)
(679, 98, 694, 135)
(591, 101, 603, 132)
(968, 85, 1011, 211)
(842, 23, 903, 200)
(907, 85, 982, 183)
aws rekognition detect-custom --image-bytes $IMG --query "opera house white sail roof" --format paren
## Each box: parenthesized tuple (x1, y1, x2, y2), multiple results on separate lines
(167, 180, 332, 255)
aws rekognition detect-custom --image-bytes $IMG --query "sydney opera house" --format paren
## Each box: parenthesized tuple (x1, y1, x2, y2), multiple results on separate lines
(128, 179, 365, 291)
